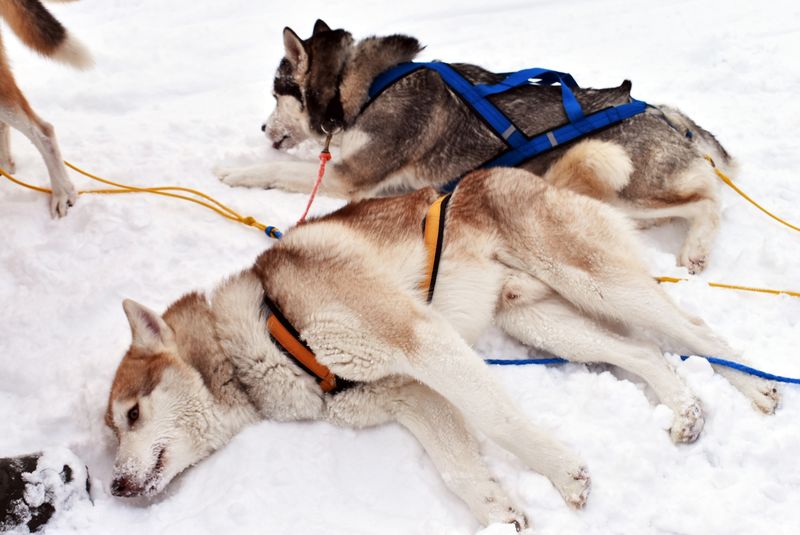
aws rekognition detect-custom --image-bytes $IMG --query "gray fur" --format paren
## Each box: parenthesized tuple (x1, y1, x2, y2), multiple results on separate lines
(219, 21, 733, 272)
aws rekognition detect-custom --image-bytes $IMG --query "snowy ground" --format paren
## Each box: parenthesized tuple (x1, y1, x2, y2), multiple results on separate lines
(1, 0, 799, 533)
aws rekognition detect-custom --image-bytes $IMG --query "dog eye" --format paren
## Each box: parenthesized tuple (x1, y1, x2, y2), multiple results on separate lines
(127, 404, 139, 425)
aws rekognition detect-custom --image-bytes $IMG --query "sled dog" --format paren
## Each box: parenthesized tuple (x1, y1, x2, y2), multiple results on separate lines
(115, 143, 775, 530)
(217, 20, 733, 274)
(0, 0, 92, 217)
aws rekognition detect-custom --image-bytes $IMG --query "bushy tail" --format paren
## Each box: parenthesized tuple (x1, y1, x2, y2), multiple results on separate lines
(544, 139, 633, 201)
(0, 0, 92, 69)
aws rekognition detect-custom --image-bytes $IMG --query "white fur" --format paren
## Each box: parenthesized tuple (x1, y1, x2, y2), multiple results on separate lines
(110, 366, 258, 496)
(265, 95, 313, 149)
(50, 32, 94, 70)
(0, 105, 77, 217)
(111, 150, 779, 529)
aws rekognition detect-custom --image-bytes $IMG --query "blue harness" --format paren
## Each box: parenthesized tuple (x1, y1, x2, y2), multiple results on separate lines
(368, 62, 650, 192)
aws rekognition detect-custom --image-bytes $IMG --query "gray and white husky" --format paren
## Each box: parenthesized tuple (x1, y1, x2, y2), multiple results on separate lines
(113, 144, 776, 531)
(217, 20, 733, 274)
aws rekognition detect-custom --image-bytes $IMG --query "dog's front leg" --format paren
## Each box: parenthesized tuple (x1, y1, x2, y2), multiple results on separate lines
(215, 160, 353, 198)
(327, 377, 529, 530)
(400, 315, 591, 511)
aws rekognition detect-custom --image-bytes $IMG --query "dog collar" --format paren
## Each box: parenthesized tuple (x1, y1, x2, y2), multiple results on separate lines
(420, 193, 452, 303)
(263, 294, 351, 394)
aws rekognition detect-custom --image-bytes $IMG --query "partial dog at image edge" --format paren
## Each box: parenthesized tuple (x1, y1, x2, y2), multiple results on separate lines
(111, 142, 777, 531)
(216, 19, 734, 274)
(0, 0, 93, 217)
(0, 448, 91, 532)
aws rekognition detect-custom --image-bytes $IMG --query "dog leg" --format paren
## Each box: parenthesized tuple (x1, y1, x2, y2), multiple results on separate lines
(537, 267, 779, 414)
(0, 105, 77, 217)
(496, 282, 704, 443)
(215, 160, 353, 198)
(596, 280, 778, 413)
(328, 377, 529, 530)
(0, 121, 14, 173)
(398, 316, 590, 509)
(677, 198, 720, 274)
(619, 161, 721, 273)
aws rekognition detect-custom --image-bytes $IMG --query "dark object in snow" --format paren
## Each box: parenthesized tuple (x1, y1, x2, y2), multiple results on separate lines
(0, 449, 90, 532)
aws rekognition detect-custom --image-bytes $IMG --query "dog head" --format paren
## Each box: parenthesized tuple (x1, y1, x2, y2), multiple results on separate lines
(105, 299, 221, 498)
(265, 20, 422, 151)
(265, 19, 353, 150)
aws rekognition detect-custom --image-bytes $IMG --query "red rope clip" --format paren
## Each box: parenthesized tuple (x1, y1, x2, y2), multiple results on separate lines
(297, 132, 334, 224)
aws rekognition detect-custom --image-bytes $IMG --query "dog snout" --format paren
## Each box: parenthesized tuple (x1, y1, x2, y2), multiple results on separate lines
(261, 123, 267, 132)
(272, 134, 290, 150)
(110, 475, 140, 497)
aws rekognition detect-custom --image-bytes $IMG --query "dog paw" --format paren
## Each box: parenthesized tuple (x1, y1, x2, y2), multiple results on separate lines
(214, 165, 273, 189)
(554, 466, 590, 509)
(498, 507, 528, 533)
(670, 399, 705, 443)
(679, 254, 707, 274)
(50, 183, 78, 218)
(751, 381, 780, 414)
(479, 481, 529, 530)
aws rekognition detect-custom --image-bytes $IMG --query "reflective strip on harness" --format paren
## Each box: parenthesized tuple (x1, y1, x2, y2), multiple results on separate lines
(420, 194, 452, 303)
(264, 295, 339, 393)
(368, 61, 650, 193)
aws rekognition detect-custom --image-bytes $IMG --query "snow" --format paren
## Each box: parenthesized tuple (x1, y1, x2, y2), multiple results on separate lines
(1, 0, 799, 533)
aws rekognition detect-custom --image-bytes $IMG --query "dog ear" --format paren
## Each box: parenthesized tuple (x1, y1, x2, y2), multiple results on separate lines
(122, 299, 175, 354)
(312, 19, 331, 35)
(282, 27, 308, 70)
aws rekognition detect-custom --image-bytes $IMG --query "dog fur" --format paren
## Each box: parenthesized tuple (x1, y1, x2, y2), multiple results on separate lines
(0, 0, 92, 217)
(216, 20, 734, 274)
(112, 142, 777, 530)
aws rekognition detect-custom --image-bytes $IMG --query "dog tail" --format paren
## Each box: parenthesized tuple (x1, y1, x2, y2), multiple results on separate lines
(658, 105, 735, 170)
(544, 140, 633, 201)
(0, 0, 93, 69)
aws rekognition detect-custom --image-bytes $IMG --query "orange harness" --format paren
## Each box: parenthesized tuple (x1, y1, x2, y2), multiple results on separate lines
(263, 194, 453, 393)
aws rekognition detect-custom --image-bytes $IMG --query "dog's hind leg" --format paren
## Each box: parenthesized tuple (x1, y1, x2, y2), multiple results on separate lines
(526, 262, 780, 414)
(327, 377, 529, 530)
(398, 315, 590, 509)
(620, 159, 721, 274)
(0, 45, 76, 217)
(496, 276, 704, 442)
(0, 121, 13, 173)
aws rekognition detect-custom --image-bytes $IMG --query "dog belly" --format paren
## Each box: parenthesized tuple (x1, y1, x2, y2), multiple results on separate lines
(431, 259, 504, 345)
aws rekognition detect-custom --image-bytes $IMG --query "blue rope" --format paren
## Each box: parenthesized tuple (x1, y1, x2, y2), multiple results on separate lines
(485, 356, 800, 384)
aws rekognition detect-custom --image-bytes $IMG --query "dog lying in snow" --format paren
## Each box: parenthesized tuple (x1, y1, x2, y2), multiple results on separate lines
(216, 20, 734, 274)
(110, 142, 777, 530)
(0, 0, 92, 217)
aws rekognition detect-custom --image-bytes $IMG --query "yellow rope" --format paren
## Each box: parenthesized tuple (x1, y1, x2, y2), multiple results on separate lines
(705, 155, 800, 232)
(0, 161, 275, 234)
(656, 276, 800, 298)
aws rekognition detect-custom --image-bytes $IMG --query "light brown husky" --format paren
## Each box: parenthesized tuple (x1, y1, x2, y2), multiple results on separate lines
(110, 141, 777, 531)
(0, 0, 92, 217)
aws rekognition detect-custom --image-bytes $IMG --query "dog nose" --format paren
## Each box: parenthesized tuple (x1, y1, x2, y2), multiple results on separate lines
(261, 123, 267, 132)
(110, 476, 132, 497)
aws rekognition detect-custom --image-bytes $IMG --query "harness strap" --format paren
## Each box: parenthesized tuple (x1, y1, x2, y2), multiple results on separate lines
(368, 61, 651, 193)
(439, 99, 649, 193)
(263, 294, 346, 394)
(420, 194, 452, 303)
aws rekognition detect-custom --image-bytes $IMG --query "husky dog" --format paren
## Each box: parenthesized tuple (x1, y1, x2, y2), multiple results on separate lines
(111, 143, 776, 530)
(0, 0, 92, 217)
(216, 20, 733, 274)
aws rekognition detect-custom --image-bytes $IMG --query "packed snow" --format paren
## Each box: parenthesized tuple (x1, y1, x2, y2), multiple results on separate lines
(1, 0, 799, 533)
